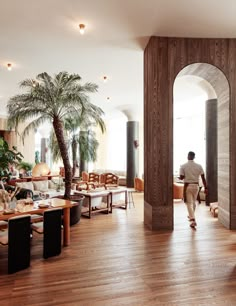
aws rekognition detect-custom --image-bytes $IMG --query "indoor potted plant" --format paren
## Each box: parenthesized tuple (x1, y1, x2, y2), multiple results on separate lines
(18, 161, 33, 177)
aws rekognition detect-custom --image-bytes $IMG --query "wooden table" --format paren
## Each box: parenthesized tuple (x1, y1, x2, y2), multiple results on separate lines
(126, 188, 136, 208)
(0, 198, 74, 247)
(74, 190, 110, 218)
(107, 187, 128, 212)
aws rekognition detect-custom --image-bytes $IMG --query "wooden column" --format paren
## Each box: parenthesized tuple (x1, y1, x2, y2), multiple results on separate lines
(205, 99, 218, 205)
(144, 36, 236, 230)
(144, 37, 173, 230)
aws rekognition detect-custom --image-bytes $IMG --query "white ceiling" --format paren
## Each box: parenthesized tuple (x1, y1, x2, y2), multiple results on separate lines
(1, 0, 236, 120)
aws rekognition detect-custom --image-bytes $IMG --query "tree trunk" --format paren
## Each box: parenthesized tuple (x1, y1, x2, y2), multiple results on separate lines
(53, 117, 72, 199)
(72, 138, 78, 177)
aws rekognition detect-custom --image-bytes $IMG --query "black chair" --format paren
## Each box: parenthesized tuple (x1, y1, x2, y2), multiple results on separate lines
(31, 209, 62, 259)
(0, 215, 31, 274)
(4, 185, 34, 200)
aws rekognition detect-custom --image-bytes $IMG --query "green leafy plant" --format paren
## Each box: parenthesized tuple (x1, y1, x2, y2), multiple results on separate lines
(35, 151, 40, 164)
(0, 137, 23, 180)
(7, 71, 103, 199)
(49, 113, 105, 176)
(18, 161, 33, 172)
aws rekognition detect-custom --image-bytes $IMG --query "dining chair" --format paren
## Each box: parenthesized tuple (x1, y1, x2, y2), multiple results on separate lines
(0, 220, 8, 230)
(0, 214, 31, 274)
(31, 209, 62, 259)
(103, 173, 119, 188)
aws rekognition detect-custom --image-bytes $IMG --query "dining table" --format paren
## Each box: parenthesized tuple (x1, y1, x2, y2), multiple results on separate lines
(0, 198, 74, 246)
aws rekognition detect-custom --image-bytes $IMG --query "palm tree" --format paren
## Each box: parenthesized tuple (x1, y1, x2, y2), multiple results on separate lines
(78, 130, 99, 175)
(7, 72, 104, 199)
(49, 113, 105, 176)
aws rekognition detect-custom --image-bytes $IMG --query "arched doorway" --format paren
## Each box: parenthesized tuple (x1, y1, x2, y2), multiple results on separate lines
(144, 37, 236, 230)
(174, 63, 229, 228)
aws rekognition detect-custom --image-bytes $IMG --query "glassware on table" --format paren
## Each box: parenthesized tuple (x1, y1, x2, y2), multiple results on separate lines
(40, 192, 46, 200)
(9, 197, 17, 210)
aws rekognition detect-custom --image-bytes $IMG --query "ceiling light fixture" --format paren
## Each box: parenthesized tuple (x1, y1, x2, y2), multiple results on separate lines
(7, 63, 12, 71)
(79, 24, 85, 35)
(103, 76, 108, 83)
(107, 97, 110, 101)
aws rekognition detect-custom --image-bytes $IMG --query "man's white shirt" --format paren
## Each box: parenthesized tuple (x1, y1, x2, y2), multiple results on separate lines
(179, 160, 204, 183)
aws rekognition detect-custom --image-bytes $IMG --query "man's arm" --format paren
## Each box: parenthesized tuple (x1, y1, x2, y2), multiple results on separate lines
(179, 165, 184, 180)
(201, 174, 208, 193)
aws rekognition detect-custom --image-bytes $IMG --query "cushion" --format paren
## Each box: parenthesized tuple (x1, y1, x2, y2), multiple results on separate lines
(74, 168, 80, 177)
(51, 178, 65, 187)
(48, 180, 57, 189)
(33, 180, 49, 192)
(31, 222, 44, 234)
(0, 230, 8, 245)
(16, 181, 34, 191)
(71, 183, 76, 190)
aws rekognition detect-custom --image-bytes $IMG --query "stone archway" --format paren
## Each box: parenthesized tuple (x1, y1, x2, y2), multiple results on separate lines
(174, 63, 229, 228)
(144, 37, 236, 230)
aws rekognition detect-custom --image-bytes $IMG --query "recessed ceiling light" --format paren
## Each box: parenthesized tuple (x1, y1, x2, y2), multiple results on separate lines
(103, 76, 108, 83)
(7, 63, 12, 71)
(107, 97, 110, 101)
(79, 24, 85, 35)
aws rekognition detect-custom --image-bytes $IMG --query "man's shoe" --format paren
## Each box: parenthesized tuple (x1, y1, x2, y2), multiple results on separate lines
(190, 221, 197, 228)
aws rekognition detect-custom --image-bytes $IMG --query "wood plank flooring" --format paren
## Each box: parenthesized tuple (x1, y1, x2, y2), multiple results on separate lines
(0, 194, 236, 305)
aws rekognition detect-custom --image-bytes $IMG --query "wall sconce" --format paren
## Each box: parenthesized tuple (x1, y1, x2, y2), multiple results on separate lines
(134, 140, 139, 148)
(79, 24, 85, 35)
(7, 63, 12, 71)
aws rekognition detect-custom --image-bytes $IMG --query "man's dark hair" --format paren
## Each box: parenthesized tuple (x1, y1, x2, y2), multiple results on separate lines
(188, 151, 195, 159)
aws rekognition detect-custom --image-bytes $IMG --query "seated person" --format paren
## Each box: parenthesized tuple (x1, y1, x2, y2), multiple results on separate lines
(9, 165, 19, 179)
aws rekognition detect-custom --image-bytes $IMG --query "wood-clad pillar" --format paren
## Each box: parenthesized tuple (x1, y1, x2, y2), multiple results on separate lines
(205, 99, 218, 205)
(144, 37, 173, 230)
(144, 36, 236, 230)
(126, 121, 139, 187)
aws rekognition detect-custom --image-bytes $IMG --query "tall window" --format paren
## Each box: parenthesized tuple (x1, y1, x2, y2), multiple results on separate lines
(174, 96, 206, 175)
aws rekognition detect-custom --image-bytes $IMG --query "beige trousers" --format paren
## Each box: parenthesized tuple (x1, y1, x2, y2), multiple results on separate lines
(185, 184, 199, 220)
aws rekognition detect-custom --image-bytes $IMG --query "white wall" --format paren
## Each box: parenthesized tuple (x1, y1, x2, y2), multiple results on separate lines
(174, 97, 206, 175)
(95, 116, 127, 171)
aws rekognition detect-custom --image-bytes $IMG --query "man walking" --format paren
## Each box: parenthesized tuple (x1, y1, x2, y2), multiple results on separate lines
(179, 151, 207, 228)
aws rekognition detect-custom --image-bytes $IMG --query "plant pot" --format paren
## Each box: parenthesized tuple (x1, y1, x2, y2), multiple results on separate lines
(55, 195, 85, 226)
(69, 195, 85, 226)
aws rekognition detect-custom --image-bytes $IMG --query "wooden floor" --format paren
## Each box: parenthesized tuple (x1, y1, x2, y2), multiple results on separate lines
(1, 193, 236, 305)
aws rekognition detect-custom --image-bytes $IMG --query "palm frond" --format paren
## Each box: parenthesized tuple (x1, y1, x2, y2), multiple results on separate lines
(49, 130, 62, 162)
(21, 116, 51, 140)
(79, 131, 99, 162)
